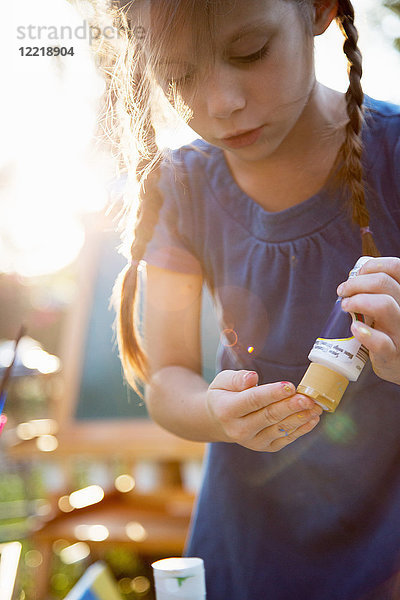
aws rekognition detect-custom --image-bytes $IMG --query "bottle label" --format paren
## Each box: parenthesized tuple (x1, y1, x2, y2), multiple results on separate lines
(308, 257, 372, 379)
(311, 298, 368, 370)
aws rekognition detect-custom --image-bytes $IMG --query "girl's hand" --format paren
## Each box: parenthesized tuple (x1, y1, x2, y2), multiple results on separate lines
(206, 370, 322, 452)
(337, 257, 400, 385)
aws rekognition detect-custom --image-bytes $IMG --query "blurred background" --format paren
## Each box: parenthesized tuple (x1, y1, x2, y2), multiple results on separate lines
(0, 0, 399, 598)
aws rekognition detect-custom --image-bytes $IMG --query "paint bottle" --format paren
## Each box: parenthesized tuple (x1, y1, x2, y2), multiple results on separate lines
(152, 557, 206, 600)
(297, 256, 372, 412)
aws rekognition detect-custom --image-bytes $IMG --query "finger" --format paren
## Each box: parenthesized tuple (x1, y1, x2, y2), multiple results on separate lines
(341, 293, 400, 337)
(209, 369, 259, 392)
(255, 414, 320, 452)
(337, 272, 400, 307)
(276, 409, 322, 437)
(359, 257, 400, 285)
(244, 393, 322, 431)
(235, 380, 300, 416)
(351, 321, 398, 358)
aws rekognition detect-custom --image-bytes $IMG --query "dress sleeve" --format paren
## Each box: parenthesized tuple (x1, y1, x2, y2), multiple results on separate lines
(143, 156, 203, 275)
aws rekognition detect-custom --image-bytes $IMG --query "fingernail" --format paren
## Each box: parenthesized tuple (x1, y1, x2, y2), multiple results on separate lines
(337, 283, 345, 296)
(341, 298, 349, 308)
(281, 381, 294, 394)
(354, 324, 372, 337)
(243, 371, 257, 383)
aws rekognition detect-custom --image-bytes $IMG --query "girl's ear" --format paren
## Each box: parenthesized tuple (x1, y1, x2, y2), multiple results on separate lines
(312, 1, 339, 36)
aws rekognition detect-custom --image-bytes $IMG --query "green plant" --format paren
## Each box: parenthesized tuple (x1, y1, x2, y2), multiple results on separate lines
(384, 1, 400, 51)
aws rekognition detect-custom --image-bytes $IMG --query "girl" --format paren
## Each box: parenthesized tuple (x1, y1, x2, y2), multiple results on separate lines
(108, 0, 400, 598)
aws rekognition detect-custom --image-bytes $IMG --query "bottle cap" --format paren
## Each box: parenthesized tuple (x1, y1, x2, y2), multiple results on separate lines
(297, 362, 349, 412)
(152, 557, 206, 600)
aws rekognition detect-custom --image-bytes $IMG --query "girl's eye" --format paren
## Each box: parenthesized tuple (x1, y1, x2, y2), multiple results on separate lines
(231, 42, 270, 64)
(167, 73, 193, 88)
(164, 68, 196, 92)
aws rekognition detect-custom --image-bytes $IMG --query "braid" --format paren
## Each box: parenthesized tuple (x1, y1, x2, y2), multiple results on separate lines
(111, 15, 165, 392)
(115, 160, 163, 392)
(335, 0, 380, 257)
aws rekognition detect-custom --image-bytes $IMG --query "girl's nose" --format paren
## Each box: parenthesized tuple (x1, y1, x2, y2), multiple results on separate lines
(205, 66, 246, 119)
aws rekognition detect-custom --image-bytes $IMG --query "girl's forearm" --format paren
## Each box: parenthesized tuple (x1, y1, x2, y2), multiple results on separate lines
(145, 365, 229, 443)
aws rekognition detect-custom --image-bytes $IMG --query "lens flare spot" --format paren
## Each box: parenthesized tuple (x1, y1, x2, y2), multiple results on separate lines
(118, 578, 133, 594)
(59, 542, 90, 564)
(131, 576, 151, 594)
(69, 485, 104, 509)
(324, 413, 357, 444)
(52, 539, 70, 555)
(115, 474, 135, 493)
(51, 573, 69, 591)
(247, 346, 254, 354)
(36, 434, 59, 452)
(74, 524, 109, 542)
(221, 328, 238, 347)
(126, 521, 148, 542)
(25, 550, 43, 568)
(58, 495, 74, 513)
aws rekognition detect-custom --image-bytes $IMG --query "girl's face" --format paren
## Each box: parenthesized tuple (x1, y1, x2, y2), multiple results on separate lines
(156, 0, 316, 162)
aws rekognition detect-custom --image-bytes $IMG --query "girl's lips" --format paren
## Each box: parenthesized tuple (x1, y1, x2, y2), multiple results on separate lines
(221, 126, 264, 149)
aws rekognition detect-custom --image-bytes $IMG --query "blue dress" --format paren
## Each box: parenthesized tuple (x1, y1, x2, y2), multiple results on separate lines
(144, 96, 400, 599)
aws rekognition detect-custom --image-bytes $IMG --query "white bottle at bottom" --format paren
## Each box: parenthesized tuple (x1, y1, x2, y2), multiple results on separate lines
(152, 557, 206, 600)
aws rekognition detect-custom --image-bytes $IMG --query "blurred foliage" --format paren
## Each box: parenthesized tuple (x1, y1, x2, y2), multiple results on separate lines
(47, 546, 156, 600)
(0, 472, 26, 502)
(0, 464, 158, 599)
(384, 1, 400, 51)
(0, 240, 159, 600)
(49, 553, 89, 599)
(104, 547, 154, 600)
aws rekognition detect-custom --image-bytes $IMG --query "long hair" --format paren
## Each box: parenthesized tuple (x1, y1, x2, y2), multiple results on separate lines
(103, 0, 380, 391)
(335, 0, 380, 257)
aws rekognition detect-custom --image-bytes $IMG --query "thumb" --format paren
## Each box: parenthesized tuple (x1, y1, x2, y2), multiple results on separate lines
(210, 369, 259, 392)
